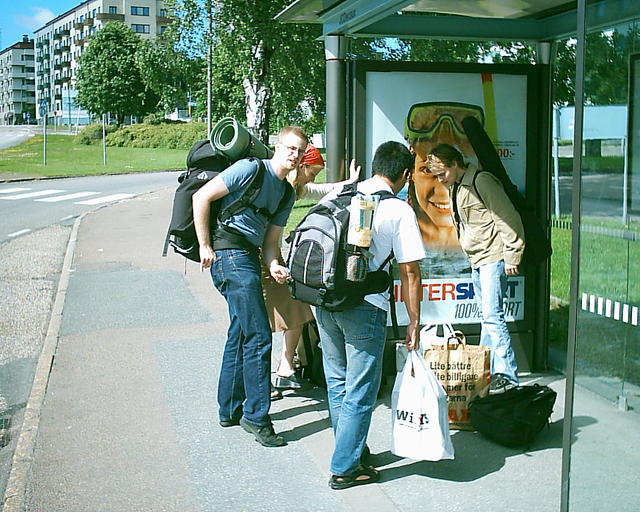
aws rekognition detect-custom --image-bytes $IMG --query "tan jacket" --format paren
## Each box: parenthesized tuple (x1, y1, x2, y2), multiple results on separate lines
(451, 166, 525, 269)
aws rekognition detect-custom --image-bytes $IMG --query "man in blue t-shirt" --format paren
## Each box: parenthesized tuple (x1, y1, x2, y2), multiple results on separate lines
(193, 126, 307, 447)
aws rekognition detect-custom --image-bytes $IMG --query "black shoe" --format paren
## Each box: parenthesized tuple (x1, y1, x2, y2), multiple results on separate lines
(219, 417, 240, 428)
(240, 418, 287, 447)
(489, 373, 517, 394)
(274, 371, 312, 390)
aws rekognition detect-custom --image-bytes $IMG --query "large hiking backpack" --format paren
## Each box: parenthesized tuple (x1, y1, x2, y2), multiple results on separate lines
(468, 384, 557, 448)
(162, 139, 286, 262)
(286, 184, 396, 312)
(461, 116, 552, 268)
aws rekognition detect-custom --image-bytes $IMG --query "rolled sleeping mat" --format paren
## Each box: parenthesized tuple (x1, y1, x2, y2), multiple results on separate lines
(209, 117, 273, 161)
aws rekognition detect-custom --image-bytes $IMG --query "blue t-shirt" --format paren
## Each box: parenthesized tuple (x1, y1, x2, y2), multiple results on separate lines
(219, 158, 294, 247)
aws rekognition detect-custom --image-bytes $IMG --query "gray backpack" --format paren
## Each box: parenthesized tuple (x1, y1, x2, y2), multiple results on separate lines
(286, 184, 395, 312)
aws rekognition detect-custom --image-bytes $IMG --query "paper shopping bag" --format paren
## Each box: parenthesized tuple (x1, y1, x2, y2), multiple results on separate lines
(421, 327, 491, 430)
(391, 351, 454, 461)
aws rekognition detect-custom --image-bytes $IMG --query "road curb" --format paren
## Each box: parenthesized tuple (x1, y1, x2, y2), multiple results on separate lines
(1, 212, 86, 512)
(0, 169, 182, 184)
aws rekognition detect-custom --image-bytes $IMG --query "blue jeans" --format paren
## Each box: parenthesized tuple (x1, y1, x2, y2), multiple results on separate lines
(210, 249, 272, 427)
(315, 302, 387, 476)
(472, 260, 519, 384)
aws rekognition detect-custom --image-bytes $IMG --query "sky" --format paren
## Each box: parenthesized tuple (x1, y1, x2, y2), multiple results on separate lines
(1, 1, 80, 49)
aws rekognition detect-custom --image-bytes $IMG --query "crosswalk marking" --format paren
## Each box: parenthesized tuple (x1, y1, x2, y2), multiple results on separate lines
(75, 193, 135, 205)
(8, 229, 31, 237)
(0, 187, 30, 194)
(0, 189, 65, 200)
(35, 191, 99, 202)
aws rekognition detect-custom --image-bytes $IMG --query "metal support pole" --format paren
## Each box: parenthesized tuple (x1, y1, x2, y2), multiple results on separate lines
(561, 1, 587, 510)
(553, 106, 561, 219)
(622, 136, 628, 224)
(102, 113, 107, 166)
(43, 115, 47, 166)
(325, 35, 346, 183)
(206, 0, 213, 138)
(67, 87, 72, 132)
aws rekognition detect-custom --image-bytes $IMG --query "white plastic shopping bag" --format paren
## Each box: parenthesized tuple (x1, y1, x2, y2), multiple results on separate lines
(391, 350, 454, 461)
(419, 323, 462, 350)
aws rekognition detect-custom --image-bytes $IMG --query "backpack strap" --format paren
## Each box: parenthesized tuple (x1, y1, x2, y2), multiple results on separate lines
(219, 159, 294, 223)
(218, 158, 266, 224)
(377, 251, 400, 340)
(471, 170, 485, 205)
(162, 228, 171, 257)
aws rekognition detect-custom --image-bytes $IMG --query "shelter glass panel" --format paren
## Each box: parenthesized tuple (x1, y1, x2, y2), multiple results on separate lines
(568, 4, 640, 510)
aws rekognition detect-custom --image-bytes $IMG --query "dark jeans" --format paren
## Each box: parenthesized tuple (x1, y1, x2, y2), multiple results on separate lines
(210, 249, 272, 426)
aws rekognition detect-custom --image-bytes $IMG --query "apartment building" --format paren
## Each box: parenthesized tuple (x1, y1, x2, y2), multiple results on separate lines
(34, 0, 169, 125)
(0, 36, 36, 125)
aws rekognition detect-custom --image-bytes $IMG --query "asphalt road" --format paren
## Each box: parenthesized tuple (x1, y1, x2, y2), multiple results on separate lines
(0, 172, 179, 244)
(0, 126, 40, 151)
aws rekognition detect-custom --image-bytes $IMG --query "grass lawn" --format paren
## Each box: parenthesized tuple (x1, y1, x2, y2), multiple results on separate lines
(0, 135, 185, 179)
(548, 223, 640, 385)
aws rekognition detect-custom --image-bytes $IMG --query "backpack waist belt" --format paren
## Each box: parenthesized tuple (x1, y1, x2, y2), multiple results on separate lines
(213, 225, 259, 253)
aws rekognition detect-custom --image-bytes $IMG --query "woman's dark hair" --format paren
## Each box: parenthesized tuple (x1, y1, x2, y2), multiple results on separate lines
(428, 143, 467, 169)
(372, 141, 414, 182)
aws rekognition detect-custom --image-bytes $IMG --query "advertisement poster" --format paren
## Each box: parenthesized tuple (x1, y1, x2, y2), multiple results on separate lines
(363, 69, 529, 325)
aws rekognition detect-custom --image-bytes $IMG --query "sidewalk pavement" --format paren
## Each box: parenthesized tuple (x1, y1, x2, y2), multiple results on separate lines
(9, 188, 568, 512)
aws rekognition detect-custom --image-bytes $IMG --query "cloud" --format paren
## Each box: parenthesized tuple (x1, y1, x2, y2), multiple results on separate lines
(14, 7, 55, 31)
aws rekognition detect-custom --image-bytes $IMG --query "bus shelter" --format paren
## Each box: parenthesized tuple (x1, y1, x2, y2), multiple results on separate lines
(277, 1, 640, 510)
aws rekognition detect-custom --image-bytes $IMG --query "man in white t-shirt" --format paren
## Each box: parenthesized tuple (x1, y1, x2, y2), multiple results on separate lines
(316, 141, 426, 490)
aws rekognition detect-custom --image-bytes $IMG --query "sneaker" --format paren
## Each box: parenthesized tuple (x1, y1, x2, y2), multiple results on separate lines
(489, 373, 516, 394)
(240, 418, 287, 447)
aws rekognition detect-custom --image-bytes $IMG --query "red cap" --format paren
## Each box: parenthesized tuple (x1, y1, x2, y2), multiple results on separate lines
(299, 144, 324, 166)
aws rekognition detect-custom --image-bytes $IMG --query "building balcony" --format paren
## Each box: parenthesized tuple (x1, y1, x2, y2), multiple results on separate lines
(157, 16, 172, 25)
(53, 29, 70, 40)
(96, 13, 124, 22)
(75, 37, 85, 47)
(53, 46, 70, 55)
(36, 39, 49, 48)
(83, 17, 94, 26)
(74, 21, 84, 30)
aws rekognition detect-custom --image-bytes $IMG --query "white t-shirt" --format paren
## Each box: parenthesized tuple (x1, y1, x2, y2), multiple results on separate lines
(322, 176, 426, 311)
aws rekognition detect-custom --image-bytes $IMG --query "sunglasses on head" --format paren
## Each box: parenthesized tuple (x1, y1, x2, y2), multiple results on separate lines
(405, 102, 485, 140)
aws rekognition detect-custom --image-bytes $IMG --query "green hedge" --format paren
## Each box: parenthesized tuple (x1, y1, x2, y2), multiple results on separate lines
(74, 121, 208, 149)
(74, 124, 118, 145)
(558, 156, 624, 173)
(106, 121, 208, 149)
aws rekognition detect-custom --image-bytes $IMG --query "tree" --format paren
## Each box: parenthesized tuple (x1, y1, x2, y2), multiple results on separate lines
(76, 22, 158, 124)
(210, 1, 325, 141)
(136, 37, 200, 113)
(554, 26, 639, 107)
(166, 0, 324, 141)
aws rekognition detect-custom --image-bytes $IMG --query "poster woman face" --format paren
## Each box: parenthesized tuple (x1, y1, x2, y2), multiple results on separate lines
(410, 140, 455, 232)
(405, 102, 484, 249)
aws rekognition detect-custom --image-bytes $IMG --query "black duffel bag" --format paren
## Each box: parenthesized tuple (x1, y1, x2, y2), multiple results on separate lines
(468, 384, 557, 448)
